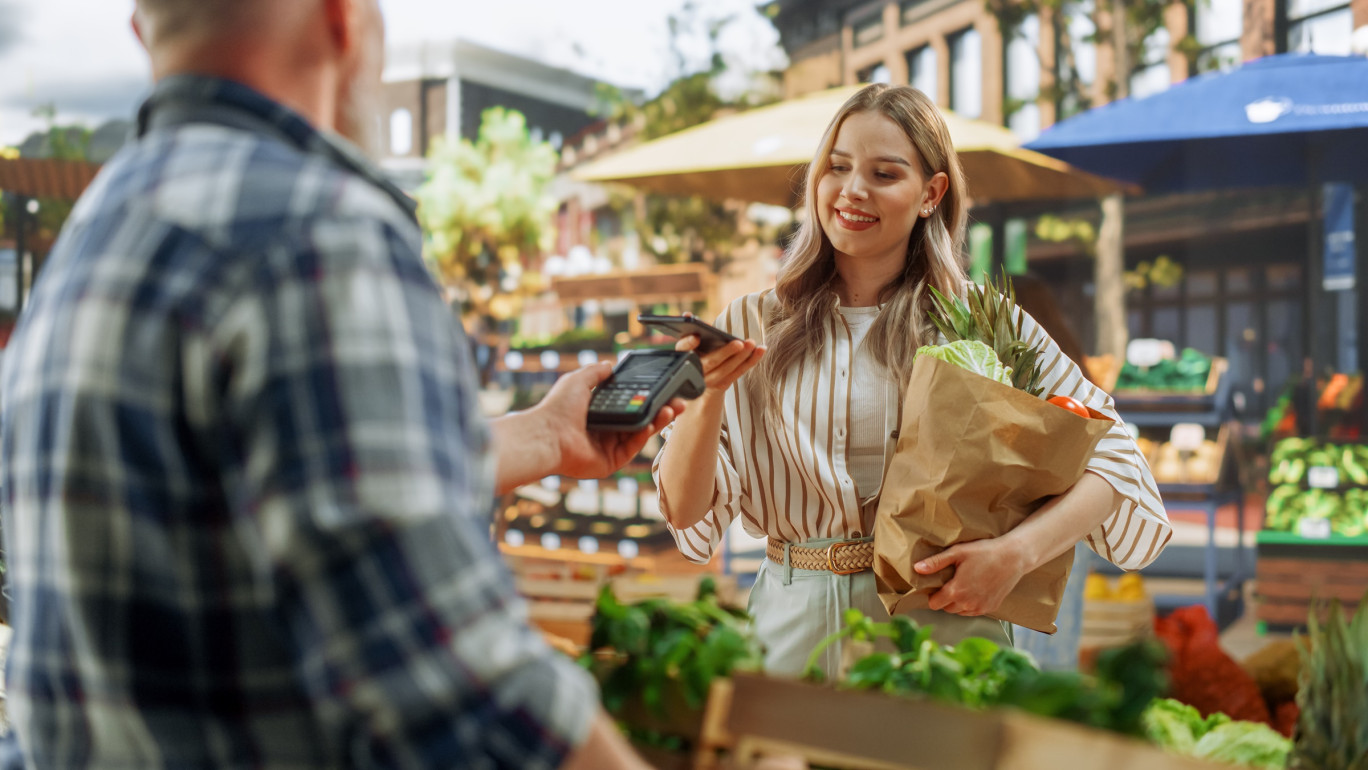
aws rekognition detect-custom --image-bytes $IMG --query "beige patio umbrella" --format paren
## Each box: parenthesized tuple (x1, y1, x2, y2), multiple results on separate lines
(572, 86, 1133, 206)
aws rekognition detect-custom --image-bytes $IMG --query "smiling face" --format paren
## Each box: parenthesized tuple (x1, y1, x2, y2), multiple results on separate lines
(815, 110, 946, 275)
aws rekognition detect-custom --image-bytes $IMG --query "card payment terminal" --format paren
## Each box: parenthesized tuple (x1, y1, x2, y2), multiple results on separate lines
(587, 349, 706, 432)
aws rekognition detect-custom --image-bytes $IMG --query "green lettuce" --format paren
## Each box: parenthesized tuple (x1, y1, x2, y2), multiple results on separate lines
(1192, 722, 1291, 769)
(914, 340, 1013, 387)
(1142, 698, 1289, 769)
(1141, 698, 1204, 752)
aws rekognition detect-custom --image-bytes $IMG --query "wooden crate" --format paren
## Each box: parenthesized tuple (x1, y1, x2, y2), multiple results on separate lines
(1077, 596, 1154, 672)
(1255, 547, 1368, 628)
(694, 674, 1226, 770)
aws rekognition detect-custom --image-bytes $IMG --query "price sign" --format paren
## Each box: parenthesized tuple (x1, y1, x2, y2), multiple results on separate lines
(1307, 466, 1340, 489)
(1169, 423, 1206, 452)
(1297, 517, 1333, 540)
(1126, 338, 1175, 368)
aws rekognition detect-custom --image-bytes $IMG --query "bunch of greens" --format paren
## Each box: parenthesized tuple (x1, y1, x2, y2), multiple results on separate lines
(1290, 595, 1368, 770)
(1142, 698, 1290, 769)
(1268, 438, 1368, 487)
(1115, 347, 1213, 392)
(580, 577, 763, 717)
(1265, 485, 1368, 537)
(804, 609, 1167, 737)
(913, 340, 1014, 388)
(927, 276, 1046, 397)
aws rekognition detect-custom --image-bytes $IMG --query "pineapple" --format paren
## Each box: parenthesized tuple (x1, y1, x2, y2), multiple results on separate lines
(1289, 595, 1368, 770)
(928, 274, 1046, 396)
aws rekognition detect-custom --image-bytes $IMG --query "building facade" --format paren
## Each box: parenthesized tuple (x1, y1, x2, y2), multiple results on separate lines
(378, 39, 626, 189)
(768, 0, 1367, 411)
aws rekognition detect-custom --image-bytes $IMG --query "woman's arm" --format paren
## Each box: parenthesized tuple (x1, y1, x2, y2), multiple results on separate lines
(655, 334, 764, 530)
(913, 471, 1119, 616)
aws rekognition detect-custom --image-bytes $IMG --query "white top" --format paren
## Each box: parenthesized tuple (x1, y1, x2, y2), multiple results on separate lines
(836, 305, 887, 503)
(653, 288, 1173, 571)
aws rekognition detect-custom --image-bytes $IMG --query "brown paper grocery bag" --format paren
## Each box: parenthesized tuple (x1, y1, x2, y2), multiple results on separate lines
(873, 355, 1113, 634)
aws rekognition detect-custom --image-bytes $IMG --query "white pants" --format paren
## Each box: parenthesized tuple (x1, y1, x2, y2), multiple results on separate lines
(747, 539, 1013, 681)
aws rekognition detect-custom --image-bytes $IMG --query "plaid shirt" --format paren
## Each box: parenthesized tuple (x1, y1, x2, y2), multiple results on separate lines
(0, 76, 595, 769)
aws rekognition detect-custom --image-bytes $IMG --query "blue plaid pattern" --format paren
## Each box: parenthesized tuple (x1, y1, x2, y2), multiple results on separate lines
(0, 76, 595, 769)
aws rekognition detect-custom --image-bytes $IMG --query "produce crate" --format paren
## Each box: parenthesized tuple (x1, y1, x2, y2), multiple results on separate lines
(1112, 357, 1227, 401)
(693, 673, 1226, 770)
(1078, 597, 1155, 673)
(1254, 530, 1368, 630)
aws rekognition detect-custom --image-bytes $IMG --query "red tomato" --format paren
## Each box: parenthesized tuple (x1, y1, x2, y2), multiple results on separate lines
(1047, 395, 1091, 419)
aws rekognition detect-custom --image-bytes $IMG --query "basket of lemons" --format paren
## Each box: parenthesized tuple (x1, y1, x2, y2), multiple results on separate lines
(1079, 573, 1155, 672)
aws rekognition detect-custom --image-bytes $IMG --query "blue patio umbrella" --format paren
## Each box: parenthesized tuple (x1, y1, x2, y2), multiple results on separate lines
(1025, 53, 1368, 194)
(1027, 51, 1368, 428)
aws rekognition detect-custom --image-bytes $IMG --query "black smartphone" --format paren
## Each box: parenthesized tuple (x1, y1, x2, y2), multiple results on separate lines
(637, 314, 741, 354)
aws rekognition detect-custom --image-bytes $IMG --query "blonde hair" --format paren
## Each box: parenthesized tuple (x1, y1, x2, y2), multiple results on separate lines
(749, 83, 968, 416)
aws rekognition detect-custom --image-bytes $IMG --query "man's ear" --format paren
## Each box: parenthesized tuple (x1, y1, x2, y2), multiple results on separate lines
(321, 0, 357, 56)
(131, 11, 149, 51)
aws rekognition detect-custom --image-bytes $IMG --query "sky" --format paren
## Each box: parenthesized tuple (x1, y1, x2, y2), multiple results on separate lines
(0, 0, 785, 147)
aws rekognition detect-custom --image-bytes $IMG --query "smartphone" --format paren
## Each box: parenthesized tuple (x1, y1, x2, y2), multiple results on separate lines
(637, 314, 741, 353)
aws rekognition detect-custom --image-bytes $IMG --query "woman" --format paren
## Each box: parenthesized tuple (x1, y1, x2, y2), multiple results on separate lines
(652, 84, 1171, 678)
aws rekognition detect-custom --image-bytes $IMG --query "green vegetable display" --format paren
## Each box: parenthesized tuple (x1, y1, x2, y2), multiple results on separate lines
(1269, 438, 1368, 487)
(1265, 438, 1368, 537)
(1142, 698, 1291, 769)
(1114, 347, 1213, 392)
(913, 340, 1015, 388)
(581, 577, 763, 717)
(804, 609, 1168, 737)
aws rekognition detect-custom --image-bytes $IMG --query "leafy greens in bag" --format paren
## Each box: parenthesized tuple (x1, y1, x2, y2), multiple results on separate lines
(913, 340, 1014, 388)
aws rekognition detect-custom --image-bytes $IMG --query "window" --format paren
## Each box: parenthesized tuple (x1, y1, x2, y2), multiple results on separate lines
(1055, 0, 1096, 120)
(1004, 13, 1041, 140)
(906, 45, 937, 99)
(1285, 0, 1353, 54)
(1195, 0, 1243, 72)
(1129, 25, 1171, 99)
(949, 27, 982, 119)
(900, 0, 928, 26)
(853, 14, 885, 48)
(389, 108, 413, 156)
(858, 63, 892, 84)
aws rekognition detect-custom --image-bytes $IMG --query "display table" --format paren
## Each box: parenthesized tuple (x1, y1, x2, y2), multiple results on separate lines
(1254, 530, 1368, 630)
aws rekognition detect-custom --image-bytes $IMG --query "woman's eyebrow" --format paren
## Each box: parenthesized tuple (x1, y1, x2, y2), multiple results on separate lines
(830, 148, 911, 166)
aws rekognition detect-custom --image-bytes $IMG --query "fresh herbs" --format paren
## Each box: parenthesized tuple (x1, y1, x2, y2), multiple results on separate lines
(804, 609, 1168, 737)
(928, 276, 1046, 397)
(581, 577, 763, 717)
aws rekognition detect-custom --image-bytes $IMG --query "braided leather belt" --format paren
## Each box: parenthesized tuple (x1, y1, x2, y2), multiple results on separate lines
(766, 538, 874, 575)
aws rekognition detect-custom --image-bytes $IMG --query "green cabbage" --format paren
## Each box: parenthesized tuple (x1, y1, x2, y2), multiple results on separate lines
(1142, 698, 1203, 752)
(1142, 698, 1289, 769)
(1192, 722, 1291, 769)
(914, 340, 1013, 386)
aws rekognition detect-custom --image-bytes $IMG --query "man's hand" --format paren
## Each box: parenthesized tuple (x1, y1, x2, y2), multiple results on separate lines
(914, 537, 1031, 617)
(538, 362, 685, 480)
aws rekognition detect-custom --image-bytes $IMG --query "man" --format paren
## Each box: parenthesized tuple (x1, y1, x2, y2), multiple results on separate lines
(0, 0, 677, 766)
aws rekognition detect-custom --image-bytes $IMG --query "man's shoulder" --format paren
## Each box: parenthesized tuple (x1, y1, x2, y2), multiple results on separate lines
(97, 123, 415, 252)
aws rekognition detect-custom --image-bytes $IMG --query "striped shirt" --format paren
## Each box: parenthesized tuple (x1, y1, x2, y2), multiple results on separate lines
(0, 75, 595, 769)
(653, 289, 1172, 571)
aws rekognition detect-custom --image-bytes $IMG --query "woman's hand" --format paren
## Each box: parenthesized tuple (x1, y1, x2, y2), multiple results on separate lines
(675, 315, 765, 393)
(914, 537, 1032, 617)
